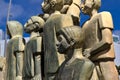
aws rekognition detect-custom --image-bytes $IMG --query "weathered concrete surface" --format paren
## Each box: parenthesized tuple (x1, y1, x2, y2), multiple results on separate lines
(0, 57, 6, 80)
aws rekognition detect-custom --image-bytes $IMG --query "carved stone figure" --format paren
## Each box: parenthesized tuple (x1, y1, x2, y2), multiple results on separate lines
(6, 21, 25, 80)
(54, 26, 94, 80)
(23, 16, 45, 80)
(81, 0, 119, 80)
(61, 0, 81, 25)
(42, 0, 74, 80)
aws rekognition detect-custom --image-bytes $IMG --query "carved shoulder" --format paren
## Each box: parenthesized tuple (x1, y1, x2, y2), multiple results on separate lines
(98, 11, 113, 29)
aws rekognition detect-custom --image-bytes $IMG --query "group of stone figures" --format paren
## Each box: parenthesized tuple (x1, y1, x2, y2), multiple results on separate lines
(5, 0, 119, 80)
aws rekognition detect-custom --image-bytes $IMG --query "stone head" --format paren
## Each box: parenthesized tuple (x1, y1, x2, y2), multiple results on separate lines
(81, 0, 101, 15)
(24, 16, 45, 33)
(41, 0, 64, 13)
(7, 21, 23, 38)
(56, 26, 84, 53)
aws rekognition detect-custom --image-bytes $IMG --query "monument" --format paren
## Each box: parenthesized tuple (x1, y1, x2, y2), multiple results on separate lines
(23, 16, 45, 80)
(6, 21, 25, 80)
(4, 0, 119, 80)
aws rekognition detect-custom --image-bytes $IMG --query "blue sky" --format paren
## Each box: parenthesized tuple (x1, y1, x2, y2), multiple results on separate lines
(0, 0, 120, 37)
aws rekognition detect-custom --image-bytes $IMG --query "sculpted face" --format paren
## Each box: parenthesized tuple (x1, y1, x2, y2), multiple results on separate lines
(41, 0, 63, 13)
(56, 34, 71, 53)
(7, 21, 23, 38)
(81, 0, 93, 15)
(24, 16, 44, 33)
(41, 0, 57, 13)
(24, 20, 39, 33)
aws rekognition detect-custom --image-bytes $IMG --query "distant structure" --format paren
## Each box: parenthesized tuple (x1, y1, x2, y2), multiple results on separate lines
(113, 34, 120, 66)
(0, 40, 5, 56)
(0, 29, 5, 56)
(0, 29, 4, 40)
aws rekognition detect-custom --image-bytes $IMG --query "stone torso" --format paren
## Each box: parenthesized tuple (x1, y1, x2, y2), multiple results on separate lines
(23, 36, 42, 77)
(6, 37, 24, 80)
(55, 58, 94, 80)
(82, 16, 101, 49)
(82, 12, 115, 61)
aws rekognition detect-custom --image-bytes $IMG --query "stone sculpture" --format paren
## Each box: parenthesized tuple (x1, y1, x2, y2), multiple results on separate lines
(42, 0, 74, 80)
(23, 16, 45, 80)
(81, 0, 119, 80)
(54, 26, 94, 80)
(6, 21, 25, 80)
(3, 0, 119, 80)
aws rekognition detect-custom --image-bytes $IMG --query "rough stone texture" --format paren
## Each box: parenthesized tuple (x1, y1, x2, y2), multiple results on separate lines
(0, 57, 6, 80)
(43, 12, 73, 80)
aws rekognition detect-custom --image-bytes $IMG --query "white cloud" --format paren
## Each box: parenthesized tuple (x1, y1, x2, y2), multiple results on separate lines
(0, 0, 24, 24)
